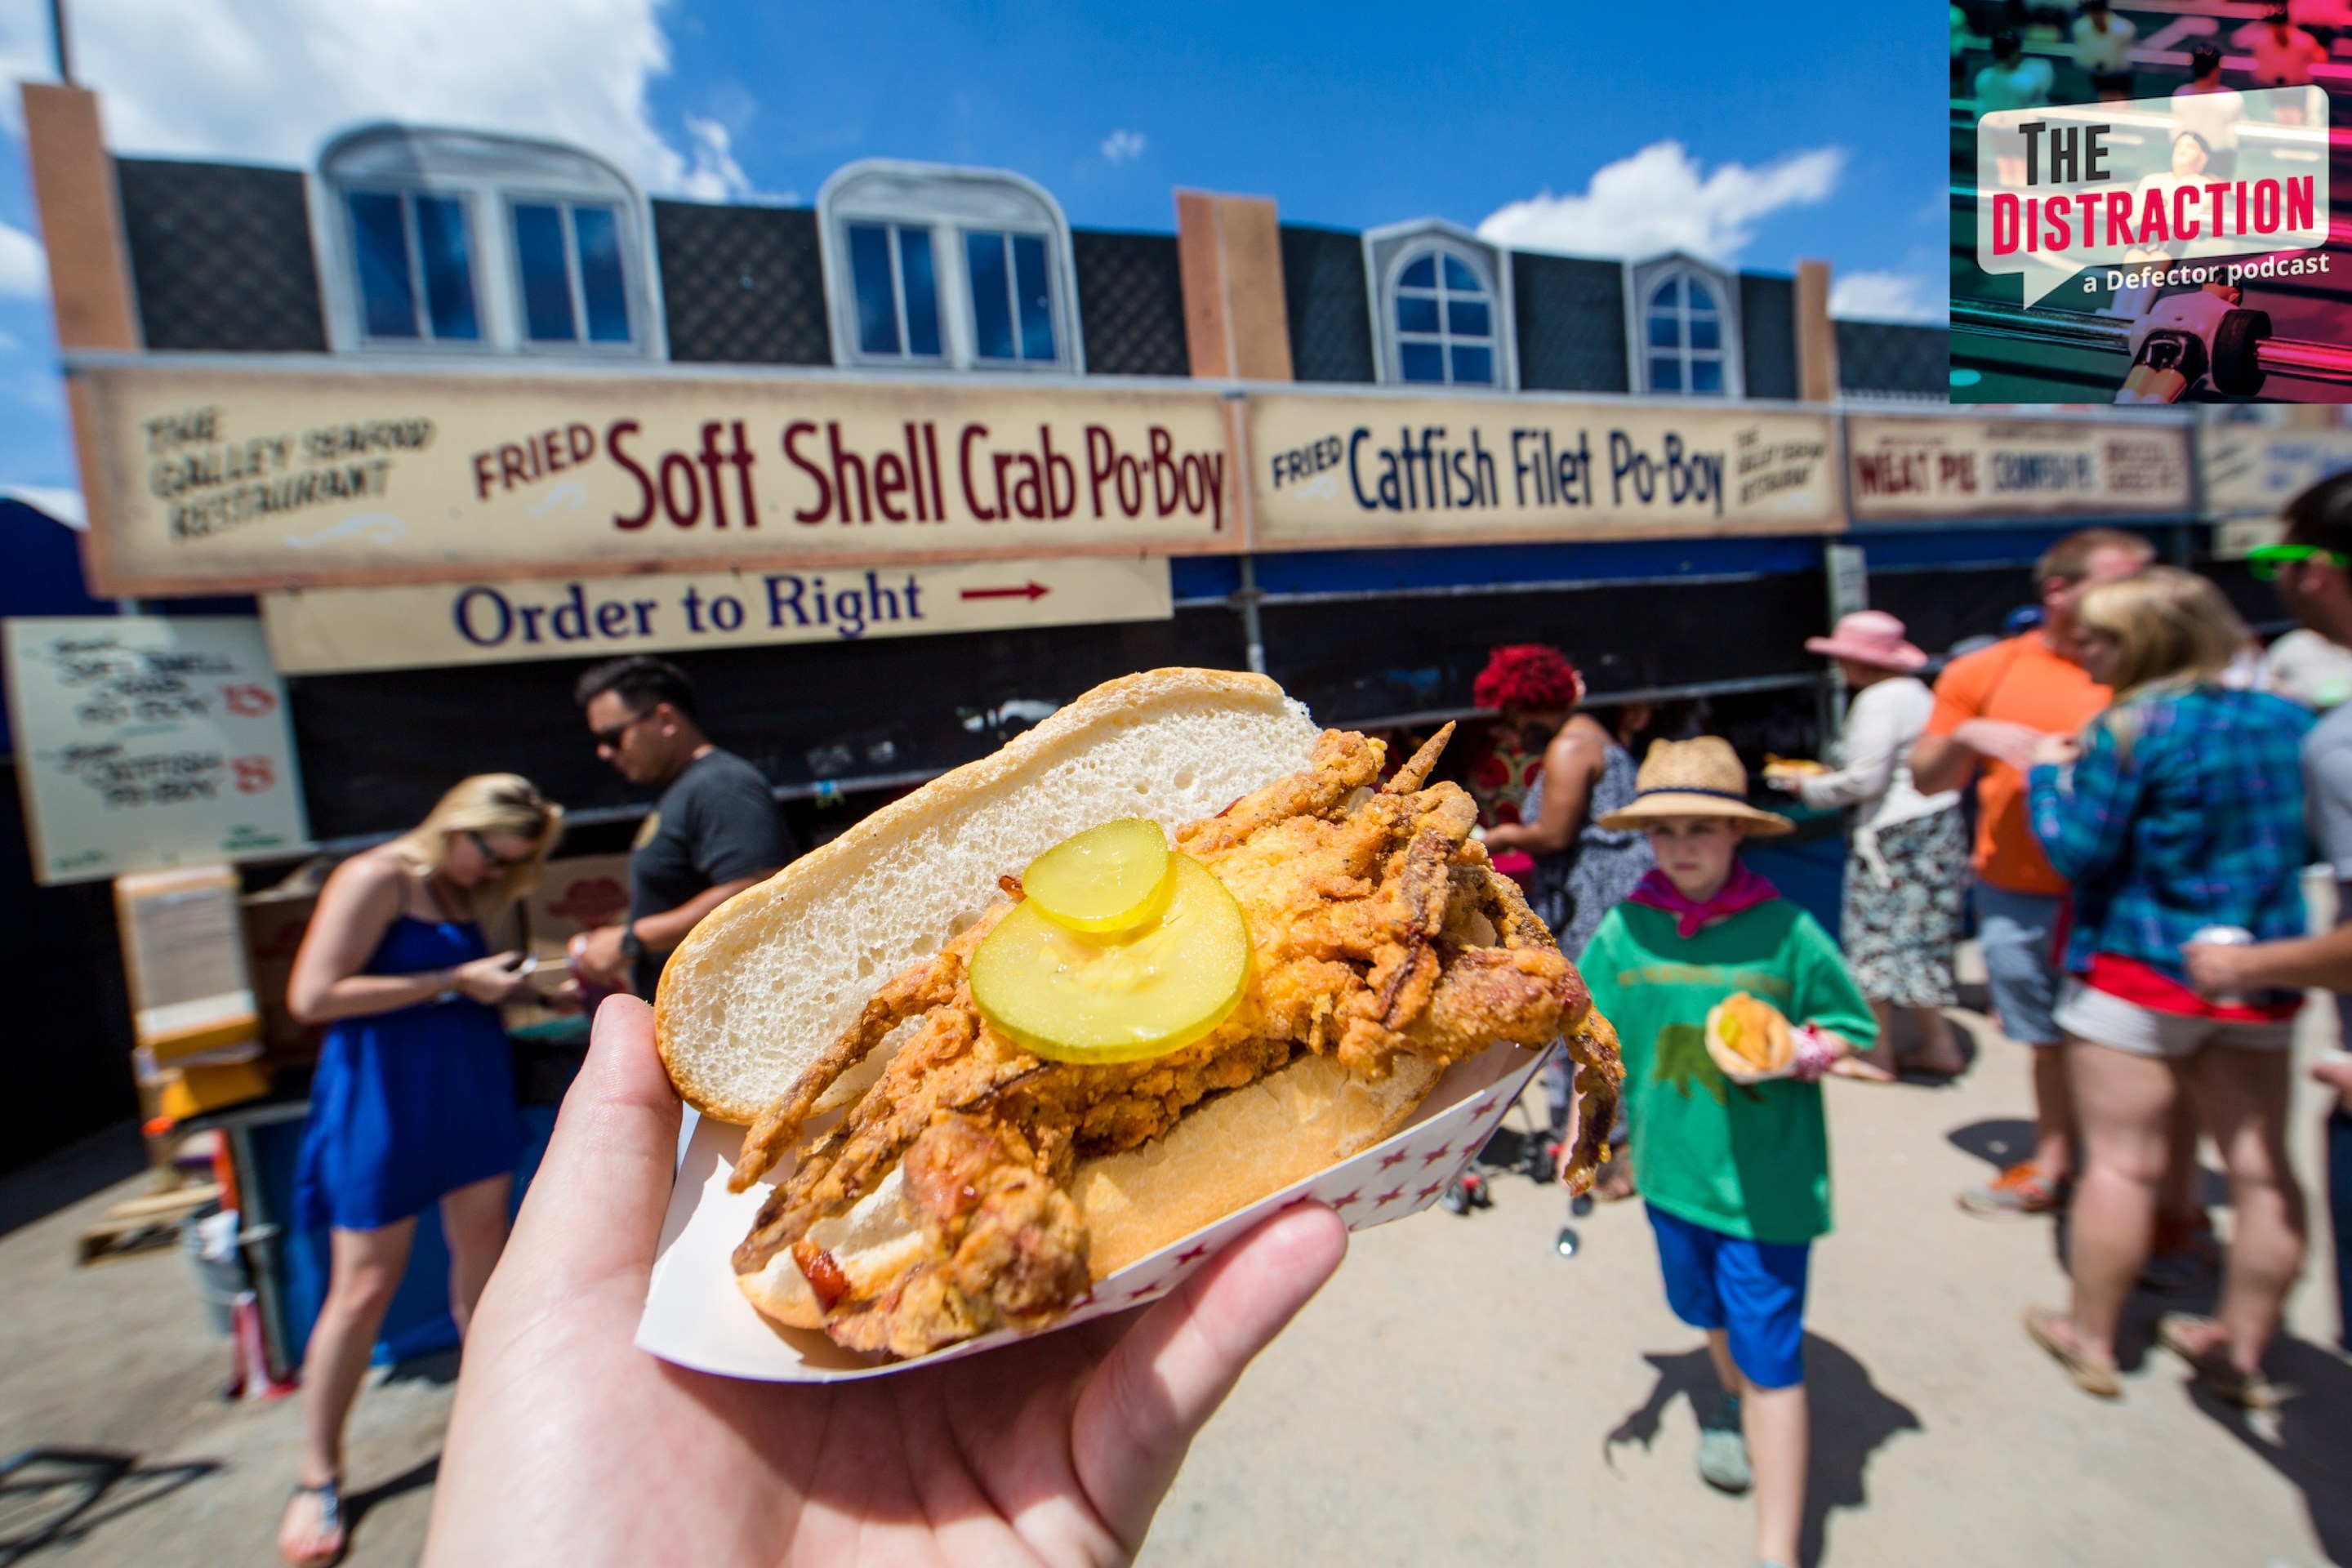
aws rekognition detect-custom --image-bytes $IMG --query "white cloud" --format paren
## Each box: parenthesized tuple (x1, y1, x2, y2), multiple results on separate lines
(0, 220, 45, 298)
(675, 114, 778, 203)
(1100, 129, 1145, 165)
(0, 0, 762, 201)
(3, 484, 86, 528)
(1829, 270, 1947, 323)
(1477, 140, 1844, 265)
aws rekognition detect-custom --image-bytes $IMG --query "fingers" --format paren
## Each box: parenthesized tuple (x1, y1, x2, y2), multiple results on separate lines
(1071, 1203, 1347, 1552)
(500, 996, 683, 1296)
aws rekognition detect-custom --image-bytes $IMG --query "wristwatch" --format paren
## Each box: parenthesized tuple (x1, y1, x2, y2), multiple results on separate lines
(618, 922, 645, 964)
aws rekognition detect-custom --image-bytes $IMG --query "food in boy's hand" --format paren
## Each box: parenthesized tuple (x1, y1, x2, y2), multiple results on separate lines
(654, 670, 1625, 1361)
(1705, 991, 1795, 1078)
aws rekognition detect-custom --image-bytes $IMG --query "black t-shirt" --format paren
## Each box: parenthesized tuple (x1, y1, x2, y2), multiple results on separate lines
(629, 747, 789, 994)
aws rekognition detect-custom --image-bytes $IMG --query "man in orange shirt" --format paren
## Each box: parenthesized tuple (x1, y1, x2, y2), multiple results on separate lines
(1912, 528, 2154, 1217)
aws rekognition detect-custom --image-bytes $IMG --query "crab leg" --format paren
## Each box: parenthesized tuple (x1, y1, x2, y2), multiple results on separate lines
(1382, 721, 1456, 795)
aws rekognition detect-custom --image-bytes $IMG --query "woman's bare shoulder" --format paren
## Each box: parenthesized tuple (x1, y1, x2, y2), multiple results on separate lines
(320, 847, 412, 906)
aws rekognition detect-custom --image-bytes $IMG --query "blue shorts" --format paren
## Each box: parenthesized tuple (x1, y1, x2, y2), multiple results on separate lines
(1646, 1204, 1811, 1389)
(1974, 882, 2065, 1048)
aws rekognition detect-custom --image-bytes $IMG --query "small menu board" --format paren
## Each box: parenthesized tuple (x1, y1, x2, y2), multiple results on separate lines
(3, 617, 309, 884)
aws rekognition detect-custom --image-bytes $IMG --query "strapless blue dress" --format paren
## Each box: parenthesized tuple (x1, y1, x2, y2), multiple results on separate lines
(292, 915, 523, 1232)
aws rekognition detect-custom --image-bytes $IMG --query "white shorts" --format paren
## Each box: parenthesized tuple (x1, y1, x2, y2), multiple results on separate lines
(2053, 980, 2297, 1060)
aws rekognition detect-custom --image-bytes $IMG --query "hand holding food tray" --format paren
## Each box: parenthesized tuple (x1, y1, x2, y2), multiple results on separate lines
(635, 670, 1624, 1379)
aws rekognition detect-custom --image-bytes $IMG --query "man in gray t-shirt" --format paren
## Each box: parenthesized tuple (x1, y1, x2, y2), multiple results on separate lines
(573, 657, 790, 996)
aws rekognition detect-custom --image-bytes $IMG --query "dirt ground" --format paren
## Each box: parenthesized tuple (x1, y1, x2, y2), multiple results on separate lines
(2, 996, 2345, 1567)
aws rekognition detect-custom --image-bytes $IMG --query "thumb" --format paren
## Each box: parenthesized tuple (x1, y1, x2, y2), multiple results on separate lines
(1071, 1203, 1347, 1552)
(497, 996, 682, 1299)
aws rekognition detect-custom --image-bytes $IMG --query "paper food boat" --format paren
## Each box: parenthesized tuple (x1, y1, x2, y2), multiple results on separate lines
(637, 1038, 1550, 1382)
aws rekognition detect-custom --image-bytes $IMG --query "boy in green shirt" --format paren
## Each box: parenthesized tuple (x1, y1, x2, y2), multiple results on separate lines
(1579, 737, 1875, 1568)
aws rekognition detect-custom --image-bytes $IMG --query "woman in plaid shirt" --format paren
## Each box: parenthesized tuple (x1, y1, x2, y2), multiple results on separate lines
(2020, 568, 2314, 1406)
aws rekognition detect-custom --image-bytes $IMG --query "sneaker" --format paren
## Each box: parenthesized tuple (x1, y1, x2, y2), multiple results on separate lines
(1696, 1393, 1751, 1493)
(1958, 1160, 2063, 1218)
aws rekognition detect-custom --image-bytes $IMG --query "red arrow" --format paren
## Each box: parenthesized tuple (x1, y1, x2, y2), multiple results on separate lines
(960, 581, 1050, 602)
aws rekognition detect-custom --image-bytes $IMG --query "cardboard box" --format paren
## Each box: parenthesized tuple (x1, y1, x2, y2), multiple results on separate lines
(241, 883, 323, 1067)
(523, 853, 632, 960)
(637, 1040, 1547, 1383)
(134, 1046, 272, 1121)
(114, 866, 261, 1062)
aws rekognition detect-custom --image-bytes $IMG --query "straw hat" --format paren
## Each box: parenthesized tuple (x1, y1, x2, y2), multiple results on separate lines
(1594, 737, 1793, 835)
(1803, 609, 1927, 672)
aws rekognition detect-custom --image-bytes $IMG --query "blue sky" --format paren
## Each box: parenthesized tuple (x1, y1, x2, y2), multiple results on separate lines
(0, 0, 1941, 497)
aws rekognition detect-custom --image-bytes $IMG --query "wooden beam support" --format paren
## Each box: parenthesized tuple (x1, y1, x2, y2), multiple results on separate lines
(1795, 258, 1837, 404)
(20, 82, 138, 351)
(1175, 189, 1292, 381)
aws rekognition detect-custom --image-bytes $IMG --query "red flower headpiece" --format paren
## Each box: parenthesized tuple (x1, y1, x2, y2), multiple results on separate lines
(1473, 644, 1585, 713)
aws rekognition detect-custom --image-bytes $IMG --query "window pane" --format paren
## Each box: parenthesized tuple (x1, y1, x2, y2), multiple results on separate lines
(1648, 312, 1680, 349)
(1649, 354, 1684, 392)
(349, 192, 417, 338)
(514, 203, 576, 341)
(968, 231, 1015, 359)
(572, 205, 630, 342)
(1450, 344, 1493, 384)
(898, 227, 940, 356)
(1649, 276, 1682, 312)
(1687, 281, 1719, 315)
(1396, 292, 1440, 334)
(1689, 314, 1721, 351)
(411, 196, 478, 341)
(1447, 296, 1490, 338)
(1012, 234, 1054, 360)
(1399, 255, 1436, 287)
(1442, 254, 1479, 292)
(1399, 341, 1445, 381)
(848, 223, 900, 354)
(1690, 358, 1724, 394)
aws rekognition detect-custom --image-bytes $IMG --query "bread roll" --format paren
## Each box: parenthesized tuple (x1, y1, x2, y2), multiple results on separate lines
(656, 669, 1321, 1124)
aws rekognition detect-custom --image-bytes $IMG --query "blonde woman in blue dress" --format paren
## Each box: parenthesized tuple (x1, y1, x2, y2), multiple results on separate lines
(278, 775, 561, 1565)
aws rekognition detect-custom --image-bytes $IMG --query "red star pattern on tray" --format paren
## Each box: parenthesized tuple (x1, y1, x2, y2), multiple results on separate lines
(1378, 1148, 1410, 1172)
(1416, 1179, 1446, 1203)
(1174, 1244, 1211, 1266)
(1374, 1185, 1406, 1207)
(1419, 1142, 1454, 1167)
(1328, 1189, 1364, 1211)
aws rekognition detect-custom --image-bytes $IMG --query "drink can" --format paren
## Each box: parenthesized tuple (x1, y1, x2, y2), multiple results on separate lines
(2188, 925, 2254, 1006)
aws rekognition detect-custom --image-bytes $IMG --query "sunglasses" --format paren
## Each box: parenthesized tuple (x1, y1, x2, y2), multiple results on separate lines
(2247, 543, 2352, 580)
(466, 829, 536, 869)
(590, 707, 654, 749)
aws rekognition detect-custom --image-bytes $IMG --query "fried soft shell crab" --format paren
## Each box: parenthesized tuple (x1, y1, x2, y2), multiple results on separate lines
(727, 724, 1625, 1357)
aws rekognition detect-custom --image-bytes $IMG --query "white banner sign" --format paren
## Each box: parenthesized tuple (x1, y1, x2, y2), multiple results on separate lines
(258, 555, 1174, 675)
(4, 617, 309, 884)
(2198, 424, 2352, 518)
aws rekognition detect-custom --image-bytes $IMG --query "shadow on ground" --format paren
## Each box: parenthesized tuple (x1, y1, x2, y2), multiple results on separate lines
(2181, 1336, 2352, 1567)
(1604, 1333, 1922, 1568)
(341, 1454, 440, 1542)
(0, 1123, 145, 1242)
(0, 1447, 220, 1564)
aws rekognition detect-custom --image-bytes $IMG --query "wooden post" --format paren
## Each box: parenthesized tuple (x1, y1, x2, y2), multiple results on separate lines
(21, 82, 139, 597)
(21, 82, 137, 351)
(1174, 190, 1293, 381)
(1796, 258, 1837, 404)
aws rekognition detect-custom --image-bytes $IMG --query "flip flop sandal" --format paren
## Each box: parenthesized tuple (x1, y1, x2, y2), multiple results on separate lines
(2154, 1314, 2284, 1410)
(2025, 1306, 2122, 1399)
(282, 1477, 346, 1567)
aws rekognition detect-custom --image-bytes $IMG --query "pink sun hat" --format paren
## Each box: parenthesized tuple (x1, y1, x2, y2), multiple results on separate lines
(1804, 610, 1928, 672)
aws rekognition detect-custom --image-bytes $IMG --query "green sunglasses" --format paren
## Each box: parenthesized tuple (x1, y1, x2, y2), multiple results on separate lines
(2247, 543, 2352, 580)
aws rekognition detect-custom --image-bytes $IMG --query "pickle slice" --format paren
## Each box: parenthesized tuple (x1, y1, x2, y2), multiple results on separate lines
(972, 854, 1249, 1063)
(1021, 817, 1174, 933)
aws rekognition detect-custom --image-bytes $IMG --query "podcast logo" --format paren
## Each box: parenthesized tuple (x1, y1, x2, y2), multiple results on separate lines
(1976, 87, 2329, 308)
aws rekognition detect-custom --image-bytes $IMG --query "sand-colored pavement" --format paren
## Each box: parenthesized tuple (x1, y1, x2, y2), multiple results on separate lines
(1, 1002, 2345, 1566)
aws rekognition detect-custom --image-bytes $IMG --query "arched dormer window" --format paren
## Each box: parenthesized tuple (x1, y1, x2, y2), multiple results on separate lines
(819, 160, 1083, 374)
(1625, 253, 1744, 397)
(1363, 220, 1514, 390)
(316, 126, 661, 359)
